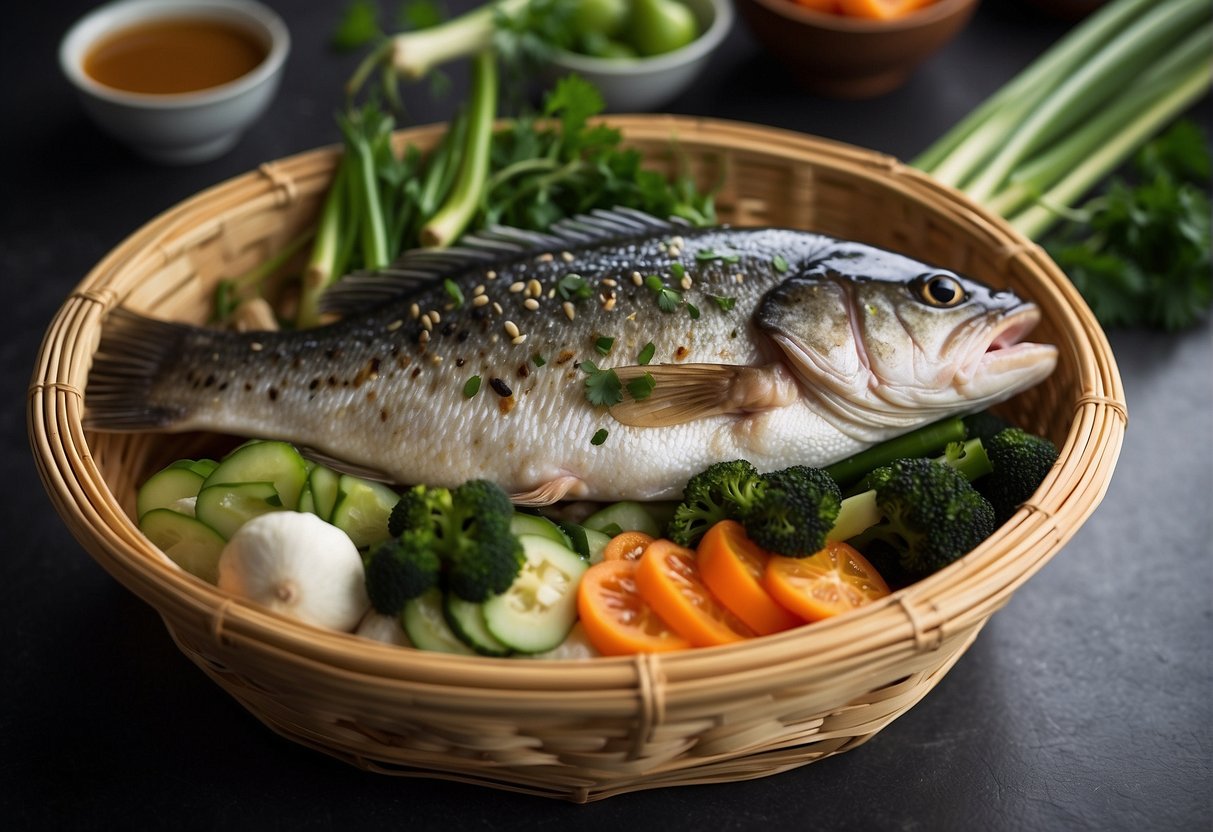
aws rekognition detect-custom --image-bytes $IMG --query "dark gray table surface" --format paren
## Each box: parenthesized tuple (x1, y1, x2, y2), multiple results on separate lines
(3, 1, 1210, 829)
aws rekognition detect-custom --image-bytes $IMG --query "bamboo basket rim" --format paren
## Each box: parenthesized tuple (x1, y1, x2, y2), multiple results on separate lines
(27, 114, 1127, 797)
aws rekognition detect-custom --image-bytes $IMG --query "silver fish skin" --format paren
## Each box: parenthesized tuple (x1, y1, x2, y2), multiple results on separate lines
(85, 212, 1057, 503)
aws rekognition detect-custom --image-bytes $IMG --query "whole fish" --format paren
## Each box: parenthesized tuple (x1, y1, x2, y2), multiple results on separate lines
(85, 209, 1057, 503)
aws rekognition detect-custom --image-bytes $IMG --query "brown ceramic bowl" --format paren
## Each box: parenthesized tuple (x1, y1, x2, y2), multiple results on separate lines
(736, 0, 979, 98)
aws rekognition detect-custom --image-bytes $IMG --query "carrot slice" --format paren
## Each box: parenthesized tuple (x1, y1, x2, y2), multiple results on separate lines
(634, 539, 755, 647)
(697, 520, 802, 636)
(577, 560, 690, 656)
(763, 541, 891, 622)
(602, 530, 655, 562)
(838, 0, 936, 19)
(792, 0, 843, 12)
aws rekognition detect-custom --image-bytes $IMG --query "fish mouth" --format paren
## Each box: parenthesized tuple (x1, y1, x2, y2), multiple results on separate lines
(971, 304, 1058, 379)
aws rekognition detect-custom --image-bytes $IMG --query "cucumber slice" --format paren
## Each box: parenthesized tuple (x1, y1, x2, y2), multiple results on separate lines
(297, 484, 316, 516)
(443, 595, 513, 657)
(136, 466, 205, 520)
(582, 501, 663, 538)
(306, 464, 341, 522)
(330, 475, 399, 549)
(510, 512, 573, 548)
(169, 458, 220, 478)
(483, 534, 588, 654)
(557, 521, 612, 564)
(139, 508, 226, 584)
(194, 481, 284, 539)
(203, 441, 308, 509)
(402, 589, 476, 655)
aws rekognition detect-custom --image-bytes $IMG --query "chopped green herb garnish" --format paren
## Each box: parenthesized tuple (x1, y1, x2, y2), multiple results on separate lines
(644, 274, 683, 313)
(637, 342, 656, 365)
(558, 273, 592, 301)
(724, 253, 741, 264)
(591, 428, 609, 446)
(695, 248, 718, 262)
(581, 360, 623, 407)
(772, 254, 789, 273)
(687, 303, 701, 320)
(626, 371, 656, 401)
(595, 336, 614, 356)
(708, 294, 736, 312)
(671, 262, 686, 279)
(331, 0, 382, 52)
(444, 278, 465, 307)
(533, 354, 546, 367)
(644, 274, 664, 293)
(463, 375, 481, 398)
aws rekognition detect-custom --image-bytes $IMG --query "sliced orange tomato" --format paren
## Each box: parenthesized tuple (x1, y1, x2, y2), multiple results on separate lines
(577, 560, 691, 656)
(697, 520, 802, 636)
(634, 539, 755, 647)
(838, 0, 937, 20)
(602, 530, 655, 562)
(763, 541, 891, 623)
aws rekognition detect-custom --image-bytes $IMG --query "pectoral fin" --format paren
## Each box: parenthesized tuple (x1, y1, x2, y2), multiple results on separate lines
(609, 363, 800, 428)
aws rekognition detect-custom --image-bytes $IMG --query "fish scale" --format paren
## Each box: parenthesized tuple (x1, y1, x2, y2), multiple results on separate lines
(85, 211, 1057, 502)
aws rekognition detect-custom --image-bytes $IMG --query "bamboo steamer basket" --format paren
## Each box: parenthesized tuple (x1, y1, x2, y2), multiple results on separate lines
(29, 116, 1125, 802)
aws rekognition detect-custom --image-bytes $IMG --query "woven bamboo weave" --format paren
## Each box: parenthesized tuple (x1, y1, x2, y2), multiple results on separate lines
(28, 116, 1125, 802)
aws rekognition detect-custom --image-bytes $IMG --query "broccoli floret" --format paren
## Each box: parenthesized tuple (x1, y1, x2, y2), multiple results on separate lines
(743, 466, 842, 557)
(667, 460, 766, 547)
(962, 410, 1015, 445)
(977, 427, 1059, 524)
(847, 458, 996, 580)
(441, 480, 525, 601)
(375, 479, 524, 604)
(364, 531, 441, 614)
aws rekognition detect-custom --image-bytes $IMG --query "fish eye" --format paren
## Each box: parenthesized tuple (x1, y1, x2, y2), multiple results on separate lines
(915, 273, 967, 308)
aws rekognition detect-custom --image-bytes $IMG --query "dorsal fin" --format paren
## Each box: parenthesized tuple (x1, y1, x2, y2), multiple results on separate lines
(319, 208, 685, 316)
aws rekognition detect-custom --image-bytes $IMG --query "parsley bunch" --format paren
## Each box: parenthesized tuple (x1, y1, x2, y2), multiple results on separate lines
(1045, 122, 1211, 331)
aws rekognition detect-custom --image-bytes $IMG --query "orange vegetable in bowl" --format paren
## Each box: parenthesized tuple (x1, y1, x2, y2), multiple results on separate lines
(696, 520, 801, 636)
(764, 541, 891, 622)
(838, 0, 937, 19)
(602, 530, 655, 562)
(578, 559, 690, 655)
(635, 539, 756, 647)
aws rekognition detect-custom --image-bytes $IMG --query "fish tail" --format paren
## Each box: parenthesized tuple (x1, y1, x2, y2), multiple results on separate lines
(84, 308, 196, 431)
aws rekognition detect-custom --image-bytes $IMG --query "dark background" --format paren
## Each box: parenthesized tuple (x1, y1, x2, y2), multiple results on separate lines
(3, 1, 1210, 829)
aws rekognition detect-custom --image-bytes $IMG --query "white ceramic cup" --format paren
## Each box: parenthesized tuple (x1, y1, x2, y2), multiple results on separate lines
(59, 0, 290, 164)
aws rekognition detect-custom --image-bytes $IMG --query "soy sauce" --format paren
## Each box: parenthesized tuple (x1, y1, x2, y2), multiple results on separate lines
(84, 18, 267, 95)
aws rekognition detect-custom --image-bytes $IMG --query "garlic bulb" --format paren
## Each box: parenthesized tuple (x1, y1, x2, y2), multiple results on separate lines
(218, 511, 370, 631)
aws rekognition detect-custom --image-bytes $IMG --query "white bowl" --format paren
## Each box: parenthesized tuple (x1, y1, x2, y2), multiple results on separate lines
(547, 0, 734, 112)
(59, 0, 290, 164)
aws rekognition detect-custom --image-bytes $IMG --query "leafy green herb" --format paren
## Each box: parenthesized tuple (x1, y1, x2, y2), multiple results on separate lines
(695, 248, 718, 262)
(637, 342, 656, 365)
(444, 278, 465, 307)
(626, 372, 656, 401)
(708, 294, 736, 312)
(463, 375, 482, 398)
(397, 0, 446, 31)
(772, 254, 789, 273)
(644, 274, 683, 313)
(581, 360, 623, 407)
(332, 0, 383, 52)
(595, 336, 615, 356)
(558, 273, 593, 301)
(533, 354, 546, 367)
(686, 303, 701, 320)
(671, 262, 686, 279)
(1045, 121, 1211, 330)
(591, 428, 609, 446)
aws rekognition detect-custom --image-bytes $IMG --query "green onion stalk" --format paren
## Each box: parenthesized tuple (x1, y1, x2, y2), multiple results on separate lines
(915, 0, 1212, 238)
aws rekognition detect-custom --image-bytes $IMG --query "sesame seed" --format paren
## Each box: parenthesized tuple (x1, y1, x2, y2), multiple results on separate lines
(386, 319, 403, 332)
(561, 251, 574, 263)
(602, 278, 617, 287)
(409, 303, 420, 319)
(680, 275, 693, 290)
(473, 284, 486, 296)
(512, 334, 528, 345)
(669, 246, 682, 258)
(250, 342, 263, 351)
(492, 302, 503, 315)
(509, 281, 525, 293)
(604, 296, 617, 312)
(473, 294, 490, 307)
(490, 377, 512, 397)
(538, 253, 554, 263)
(631, 271, 644, 286)
(563, 301, 576, 321)
(429, 310, 441, 324)
(547, 288, 556, 299)
(672, 236, 685, 248)
(420, 314, 433, 331)
(430, 355, 443, 365)
(419, 329, 430, 344)
(504, 320, 520, 338)
(734, 274, 744, 284)
(527, 279, 542, 297)
(486, 270, 498, 280)
(524, 298, 540, 311)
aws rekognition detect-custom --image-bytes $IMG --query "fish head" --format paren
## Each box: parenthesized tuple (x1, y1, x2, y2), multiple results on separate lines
(756, 245, 1059, 430)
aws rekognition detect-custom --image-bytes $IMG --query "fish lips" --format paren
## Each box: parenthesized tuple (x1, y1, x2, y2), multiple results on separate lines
(965, 304, 1058, 389)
